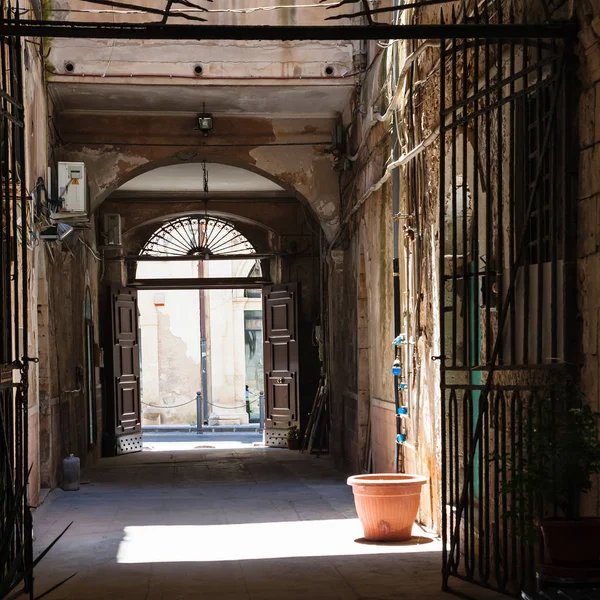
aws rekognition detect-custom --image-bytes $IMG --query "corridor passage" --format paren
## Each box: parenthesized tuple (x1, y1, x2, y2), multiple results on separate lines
(33, 445, 504, 600)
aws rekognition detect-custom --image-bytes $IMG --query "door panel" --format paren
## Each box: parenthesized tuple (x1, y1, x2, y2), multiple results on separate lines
(269, 300, 294, 336)
(263, 284, 299, 428)
(271, 341, 291, 373)
(110, 288, 142, 453)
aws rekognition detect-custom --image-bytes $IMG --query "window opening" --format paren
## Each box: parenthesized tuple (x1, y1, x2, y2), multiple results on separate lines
(141, 216, 254, 258)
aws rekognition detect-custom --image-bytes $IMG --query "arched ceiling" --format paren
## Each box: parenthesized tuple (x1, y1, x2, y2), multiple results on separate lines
(118, 162, 284, 193)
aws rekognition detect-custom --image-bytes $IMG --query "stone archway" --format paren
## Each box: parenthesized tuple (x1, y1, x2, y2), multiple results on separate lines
(97, 155, 323, 447)
(59, 146, 340, 240)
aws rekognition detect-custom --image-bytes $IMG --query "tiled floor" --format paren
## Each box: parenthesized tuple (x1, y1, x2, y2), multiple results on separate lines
(33, 440, 506, 599)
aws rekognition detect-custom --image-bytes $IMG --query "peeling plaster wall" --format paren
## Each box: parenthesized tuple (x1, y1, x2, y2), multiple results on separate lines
(22, 19, 49, 506)
(55, 115, 341, 240)
(36, 224, 103, 493)
(329, 37, 398, 479)
(23, 37, 105, 498)
(138, 278, 202, 427)
(155, 305, 201, 424)
(249, 145, 340, 236)
(15, 14, 101, 505)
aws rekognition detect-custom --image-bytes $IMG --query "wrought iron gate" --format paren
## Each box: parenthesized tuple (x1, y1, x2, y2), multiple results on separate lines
(438, 9, 576, 595)
(0, 10, 32, 595)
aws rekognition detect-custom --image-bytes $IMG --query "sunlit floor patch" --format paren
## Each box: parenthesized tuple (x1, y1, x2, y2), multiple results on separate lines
(116, 519, 440, 564)
(141, 431, 264, 452)
(143, 440, 265, 452)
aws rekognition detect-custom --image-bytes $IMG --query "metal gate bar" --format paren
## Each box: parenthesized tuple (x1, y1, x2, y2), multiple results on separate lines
(439, 4, 575, 595)
(0, 1, 31, 594)
(0, 21, 578, 41)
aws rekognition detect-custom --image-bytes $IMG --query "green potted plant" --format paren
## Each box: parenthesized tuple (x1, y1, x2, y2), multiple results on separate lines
(502, 387, 600, 566)
(286, 425, 300, 450)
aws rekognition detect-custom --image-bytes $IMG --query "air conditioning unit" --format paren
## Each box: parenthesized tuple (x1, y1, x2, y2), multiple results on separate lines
(103, 214, 122, 247)
(57, 161, 87, 214)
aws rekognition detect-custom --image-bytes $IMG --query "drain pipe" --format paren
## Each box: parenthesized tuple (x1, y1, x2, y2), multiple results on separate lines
(407, 46, 419, 455)
(412, 167, 423, 452)
(392, 143, 403, 473)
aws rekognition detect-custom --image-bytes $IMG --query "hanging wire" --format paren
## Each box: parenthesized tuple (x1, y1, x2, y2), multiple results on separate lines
(325, 0, 465, 21)
(70, 0, 210, 22)
(21, 2, 339, 16)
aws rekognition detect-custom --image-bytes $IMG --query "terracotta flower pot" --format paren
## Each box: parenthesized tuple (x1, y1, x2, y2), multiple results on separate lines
(347, 473, 427, 542)
(287, 438, 300, 450)
(541, 518, 600, 567)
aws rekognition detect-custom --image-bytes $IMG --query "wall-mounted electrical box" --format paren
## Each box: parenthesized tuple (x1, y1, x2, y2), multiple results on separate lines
(58, 161, 87, 214)
(103, 214, 122, 247)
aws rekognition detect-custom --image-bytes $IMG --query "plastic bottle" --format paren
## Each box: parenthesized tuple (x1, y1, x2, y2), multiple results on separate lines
(62, 454, 80, 491)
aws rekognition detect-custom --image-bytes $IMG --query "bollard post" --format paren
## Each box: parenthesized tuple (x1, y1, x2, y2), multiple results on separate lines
(259, 390, 265, 429)
(196, 391, 203, 434)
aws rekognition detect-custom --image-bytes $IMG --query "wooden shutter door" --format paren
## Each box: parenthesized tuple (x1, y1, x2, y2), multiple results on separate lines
(263, 284, 299, 428)
(108, 287, 142, 455)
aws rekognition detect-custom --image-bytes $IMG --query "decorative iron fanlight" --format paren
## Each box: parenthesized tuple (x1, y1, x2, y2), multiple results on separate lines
(141, 216, 254, 257)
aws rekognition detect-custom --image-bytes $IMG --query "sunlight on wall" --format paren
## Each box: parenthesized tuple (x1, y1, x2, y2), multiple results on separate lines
(116, 519, 439, 564)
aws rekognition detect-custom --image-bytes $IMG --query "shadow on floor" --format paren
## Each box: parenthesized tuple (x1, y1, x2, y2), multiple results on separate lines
(32, 444, 507, 600)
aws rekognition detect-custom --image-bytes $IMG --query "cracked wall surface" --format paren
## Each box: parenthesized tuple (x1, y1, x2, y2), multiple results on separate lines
(55, 115, 341, 240)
